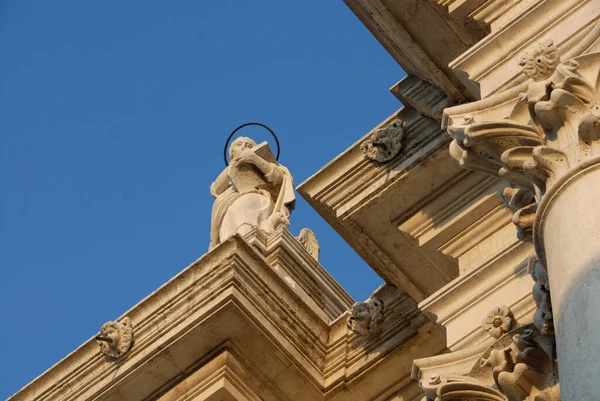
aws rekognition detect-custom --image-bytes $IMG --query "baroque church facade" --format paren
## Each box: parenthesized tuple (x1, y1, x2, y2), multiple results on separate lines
(10, 1, 600, 400)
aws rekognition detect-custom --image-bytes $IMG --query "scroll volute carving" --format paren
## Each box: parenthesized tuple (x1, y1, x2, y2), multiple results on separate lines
(419, 325, 558, 401)
(473, 326, 558, 401)
(447, 44, 600, 249)
(420, 375, 505, 401)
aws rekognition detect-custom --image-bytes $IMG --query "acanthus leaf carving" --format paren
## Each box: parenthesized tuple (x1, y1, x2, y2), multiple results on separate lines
(479, 328, 557, 401)
(528, 257, 554, 336)
(417, 325, 559, 401)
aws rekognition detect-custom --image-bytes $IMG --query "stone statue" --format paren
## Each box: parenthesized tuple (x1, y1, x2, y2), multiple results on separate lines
(209, 136, 296, 249)
(296, 228, 320, 262)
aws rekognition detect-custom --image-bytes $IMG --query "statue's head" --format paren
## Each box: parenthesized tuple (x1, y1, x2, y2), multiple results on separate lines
(229, 136, 257, 160)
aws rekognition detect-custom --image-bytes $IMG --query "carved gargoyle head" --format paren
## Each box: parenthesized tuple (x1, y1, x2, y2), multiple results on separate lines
(361, 120, 406, 162)
(347, 298, 384, 335)
(519, 39, 560, 81)
(96, 317, 133, 359)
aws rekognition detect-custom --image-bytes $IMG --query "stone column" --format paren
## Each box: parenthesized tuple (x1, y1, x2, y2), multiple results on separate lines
(535, 156, 600, 398)
(444, 43, 600, 400)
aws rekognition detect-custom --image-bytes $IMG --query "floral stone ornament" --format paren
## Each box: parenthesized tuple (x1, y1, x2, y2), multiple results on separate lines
(481, 305, 513, 339)
(96, 317, 134, 358)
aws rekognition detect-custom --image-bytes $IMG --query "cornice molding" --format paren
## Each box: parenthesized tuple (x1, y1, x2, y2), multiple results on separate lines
(10, 232, 437, 401)
(343, 0, 480, 100)
(449, 0, 600, 98)
(419, 242, 535, 350)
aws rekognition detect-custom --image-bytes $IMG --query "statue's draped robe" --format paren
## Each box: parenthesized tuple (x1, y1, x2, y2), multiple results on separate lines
(209, 162, 295, 249)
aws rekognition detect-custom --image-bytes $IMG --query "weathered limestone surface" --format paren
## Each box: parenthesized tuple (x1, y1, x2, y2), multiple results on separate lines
(343, 0, 487, 101)
(13, 1, 600, 400)
(9, 229, 441, 401)
(443, 21, 600, 400)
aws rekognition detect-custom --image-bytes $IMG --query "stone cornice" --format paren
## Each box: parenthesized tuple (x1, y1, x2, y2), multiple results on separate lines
(419, 240, 535, 350)
(449, 0, 600, 98)
(342, 0, 484, 101)
(299, 110, 447, 222)
(298, 108, 458, 300)
(10, 232, 437, 401)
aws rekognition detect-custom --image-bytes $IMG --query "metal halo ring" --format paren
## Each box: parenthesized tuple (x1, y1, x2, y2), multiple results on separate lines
(223, 122, 280, 166)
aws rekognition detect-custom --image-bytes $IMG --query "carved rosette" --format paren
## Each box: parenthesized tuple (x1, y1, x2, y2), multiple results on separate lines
(347, 298, 384, 336)
(361, 119, 406, 162)
(481, 305, 513, 339)
(96, 317, 133, 359)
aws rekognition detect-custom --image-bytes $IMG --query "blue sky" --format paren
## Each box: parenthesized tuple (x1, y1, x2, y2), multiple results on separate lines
(0, 1, 405, 397)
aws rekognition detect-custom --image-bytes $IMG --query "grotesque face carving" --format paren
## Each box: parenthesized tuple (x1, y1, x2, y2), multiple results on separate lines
(519, 40, 560, 81)
(361, 120, 406, 162)
(229, 136, 257, 160)
(347, 298, 384, 336)
(97, 317, 133, 359)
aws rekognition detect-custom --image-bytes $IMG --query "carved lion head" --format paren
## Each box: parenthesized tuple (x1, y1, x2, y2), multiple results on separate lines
(97, 317, 133, 358)
(519, 40, 560, 81)
(361, 119, 406, 162)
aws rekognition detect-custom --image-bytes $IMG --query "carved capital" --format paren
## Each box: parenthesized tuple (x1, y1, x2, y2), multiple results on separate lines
(417, 325, 559, 401)
(445, 44, 600, 265)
